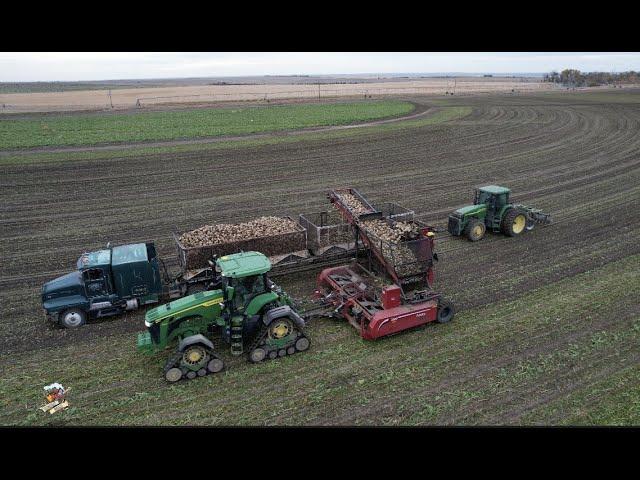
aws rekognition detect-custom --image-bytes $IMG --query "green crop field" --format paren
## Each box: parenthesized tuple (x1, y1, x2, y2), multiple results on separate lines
(1, 90, 639, 426)
(0, 100, 414, 149)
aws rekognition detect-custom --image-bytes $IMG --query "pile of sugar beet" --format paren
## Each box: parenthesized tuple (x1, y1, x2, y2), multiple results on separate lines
(179, 216, 301, 248)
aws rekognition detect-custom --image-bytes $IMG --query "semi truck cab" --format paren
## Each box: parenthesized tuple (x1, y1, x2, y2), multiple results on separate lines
(42, 242, 163, 328)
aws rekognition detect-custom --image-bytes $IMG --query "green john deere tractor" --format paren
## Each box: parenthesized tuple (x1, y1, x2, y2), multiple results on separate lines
(137, 251, 310, 382)
(447, 185, 551, 242)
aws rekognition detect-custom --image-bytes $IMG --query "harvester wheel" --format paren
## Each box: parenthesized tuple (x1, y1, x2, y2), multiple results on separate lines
(249, 348, 267, 363)
(436, 301, 455, 324)
(165, 367, 183, 383)
(60, 308, 87, 328)
(464, 219, 486, 242)
(502, 208, 527, 236)
(207, 358, 224, 373)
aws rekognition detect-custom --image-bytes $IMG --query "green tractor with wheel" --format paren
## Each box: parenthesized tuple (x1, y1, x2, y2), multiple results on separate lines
(447, 185, 551, 242)
(137, 251, 310, 382)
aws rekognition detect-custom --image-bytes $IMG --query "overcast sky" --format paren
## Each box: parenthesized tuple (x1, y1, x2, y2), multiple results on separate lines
(0, 52, 638, 82)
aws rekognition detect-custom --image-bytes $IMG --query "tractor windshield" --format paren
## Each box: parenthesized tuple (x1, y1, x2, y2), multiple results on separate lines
(235, 274, 267, 295)
(475, 190, 491, 205)
(228, 274, 268, 310)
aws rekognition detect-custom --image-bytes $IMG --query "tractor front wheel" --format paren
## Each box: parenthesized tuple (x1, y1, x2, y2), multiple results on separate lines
(464, 218, 486, 242)
(502, 209, 527, 237)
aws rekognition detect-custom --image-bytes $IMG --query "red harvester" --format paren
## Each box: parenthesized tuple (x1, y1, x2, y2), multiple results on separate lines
(314, 188, 454, 339)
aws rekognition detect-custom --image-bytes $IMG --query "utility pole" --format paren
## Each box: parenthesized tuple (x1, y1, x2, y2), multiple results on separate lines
(317, 82, 321, 102)
(108, 89, 113, 109)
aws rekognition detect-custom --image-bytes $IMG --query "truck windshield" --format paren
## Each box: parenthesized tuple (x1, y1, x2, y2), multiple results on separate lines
(78, 249, 111, 269)
(112, 243, 148, 265)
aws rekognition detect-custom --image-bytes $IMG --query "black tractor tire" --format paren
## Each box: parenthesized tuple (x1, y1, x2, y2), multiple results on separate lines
(501, 208, 527, 237)
(464, 218, 486, 242)
(59, 308, 87, 329)
(436, 300, 455, 324)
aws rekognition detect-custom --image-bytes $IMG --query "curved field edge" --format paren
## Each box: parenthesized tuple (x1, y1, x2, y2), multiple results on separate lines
(0, 106, 471, 166)
(1, 254, 637, 426)
(0, 100, 415, 150)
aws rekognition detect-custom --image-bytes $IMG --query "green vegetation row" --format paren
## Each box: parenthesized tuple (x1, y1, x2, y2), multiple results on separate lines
(0, 106, 471, 166)
(0, 100, 415, 149)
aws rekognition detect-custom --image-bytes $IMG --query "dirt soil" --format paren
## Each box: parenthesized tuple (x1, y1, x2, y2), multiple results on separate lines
(0, 77, 554, 113)
(1, 89, 639, 425)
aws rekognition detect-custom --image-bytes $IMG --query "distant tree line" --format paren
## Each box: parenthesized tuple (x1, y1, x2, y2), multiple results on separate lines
(543, 69, 640, 87)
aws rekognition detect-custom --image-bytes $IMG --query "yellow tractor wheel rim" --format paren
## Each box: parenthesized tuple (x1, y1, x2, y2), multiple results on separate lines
(513, 214, 526, 234)
(271, 321, 291, 339)
(473, 225, 484, 237)
(187, 349, 203, 363)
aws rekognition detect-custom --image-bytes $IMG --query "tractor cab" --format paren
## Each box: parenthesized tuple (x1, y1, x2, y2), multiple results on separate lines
(474, 185, 511, 211)
(216, 251, 273, 313)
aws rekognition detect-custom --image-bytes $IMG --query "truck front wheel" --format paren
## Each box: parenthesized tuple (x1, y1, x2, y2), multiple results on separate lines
(60, 308, 87, 328)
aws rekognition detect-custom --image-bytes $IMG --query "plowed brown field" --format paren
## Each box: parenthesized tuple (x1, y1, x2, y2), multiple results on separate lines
(1, 89, 639, 425)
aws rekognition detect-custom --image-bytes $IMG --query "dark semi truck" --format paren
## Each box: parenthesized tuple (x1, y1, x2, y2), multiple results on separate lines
(41, 242, 216, 328)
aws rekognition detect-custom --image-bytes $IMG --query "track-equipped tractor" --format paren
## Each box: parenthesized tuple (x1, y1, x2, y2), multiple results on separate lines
(447, 185, 551, 242)
(137, 251, 310, 382)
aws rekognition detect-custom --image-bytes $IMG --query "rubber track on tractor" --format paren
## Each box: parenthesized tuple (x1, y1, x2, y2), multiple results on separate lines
(247, 320, 310, 362)
(163, 346, 224, 382)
